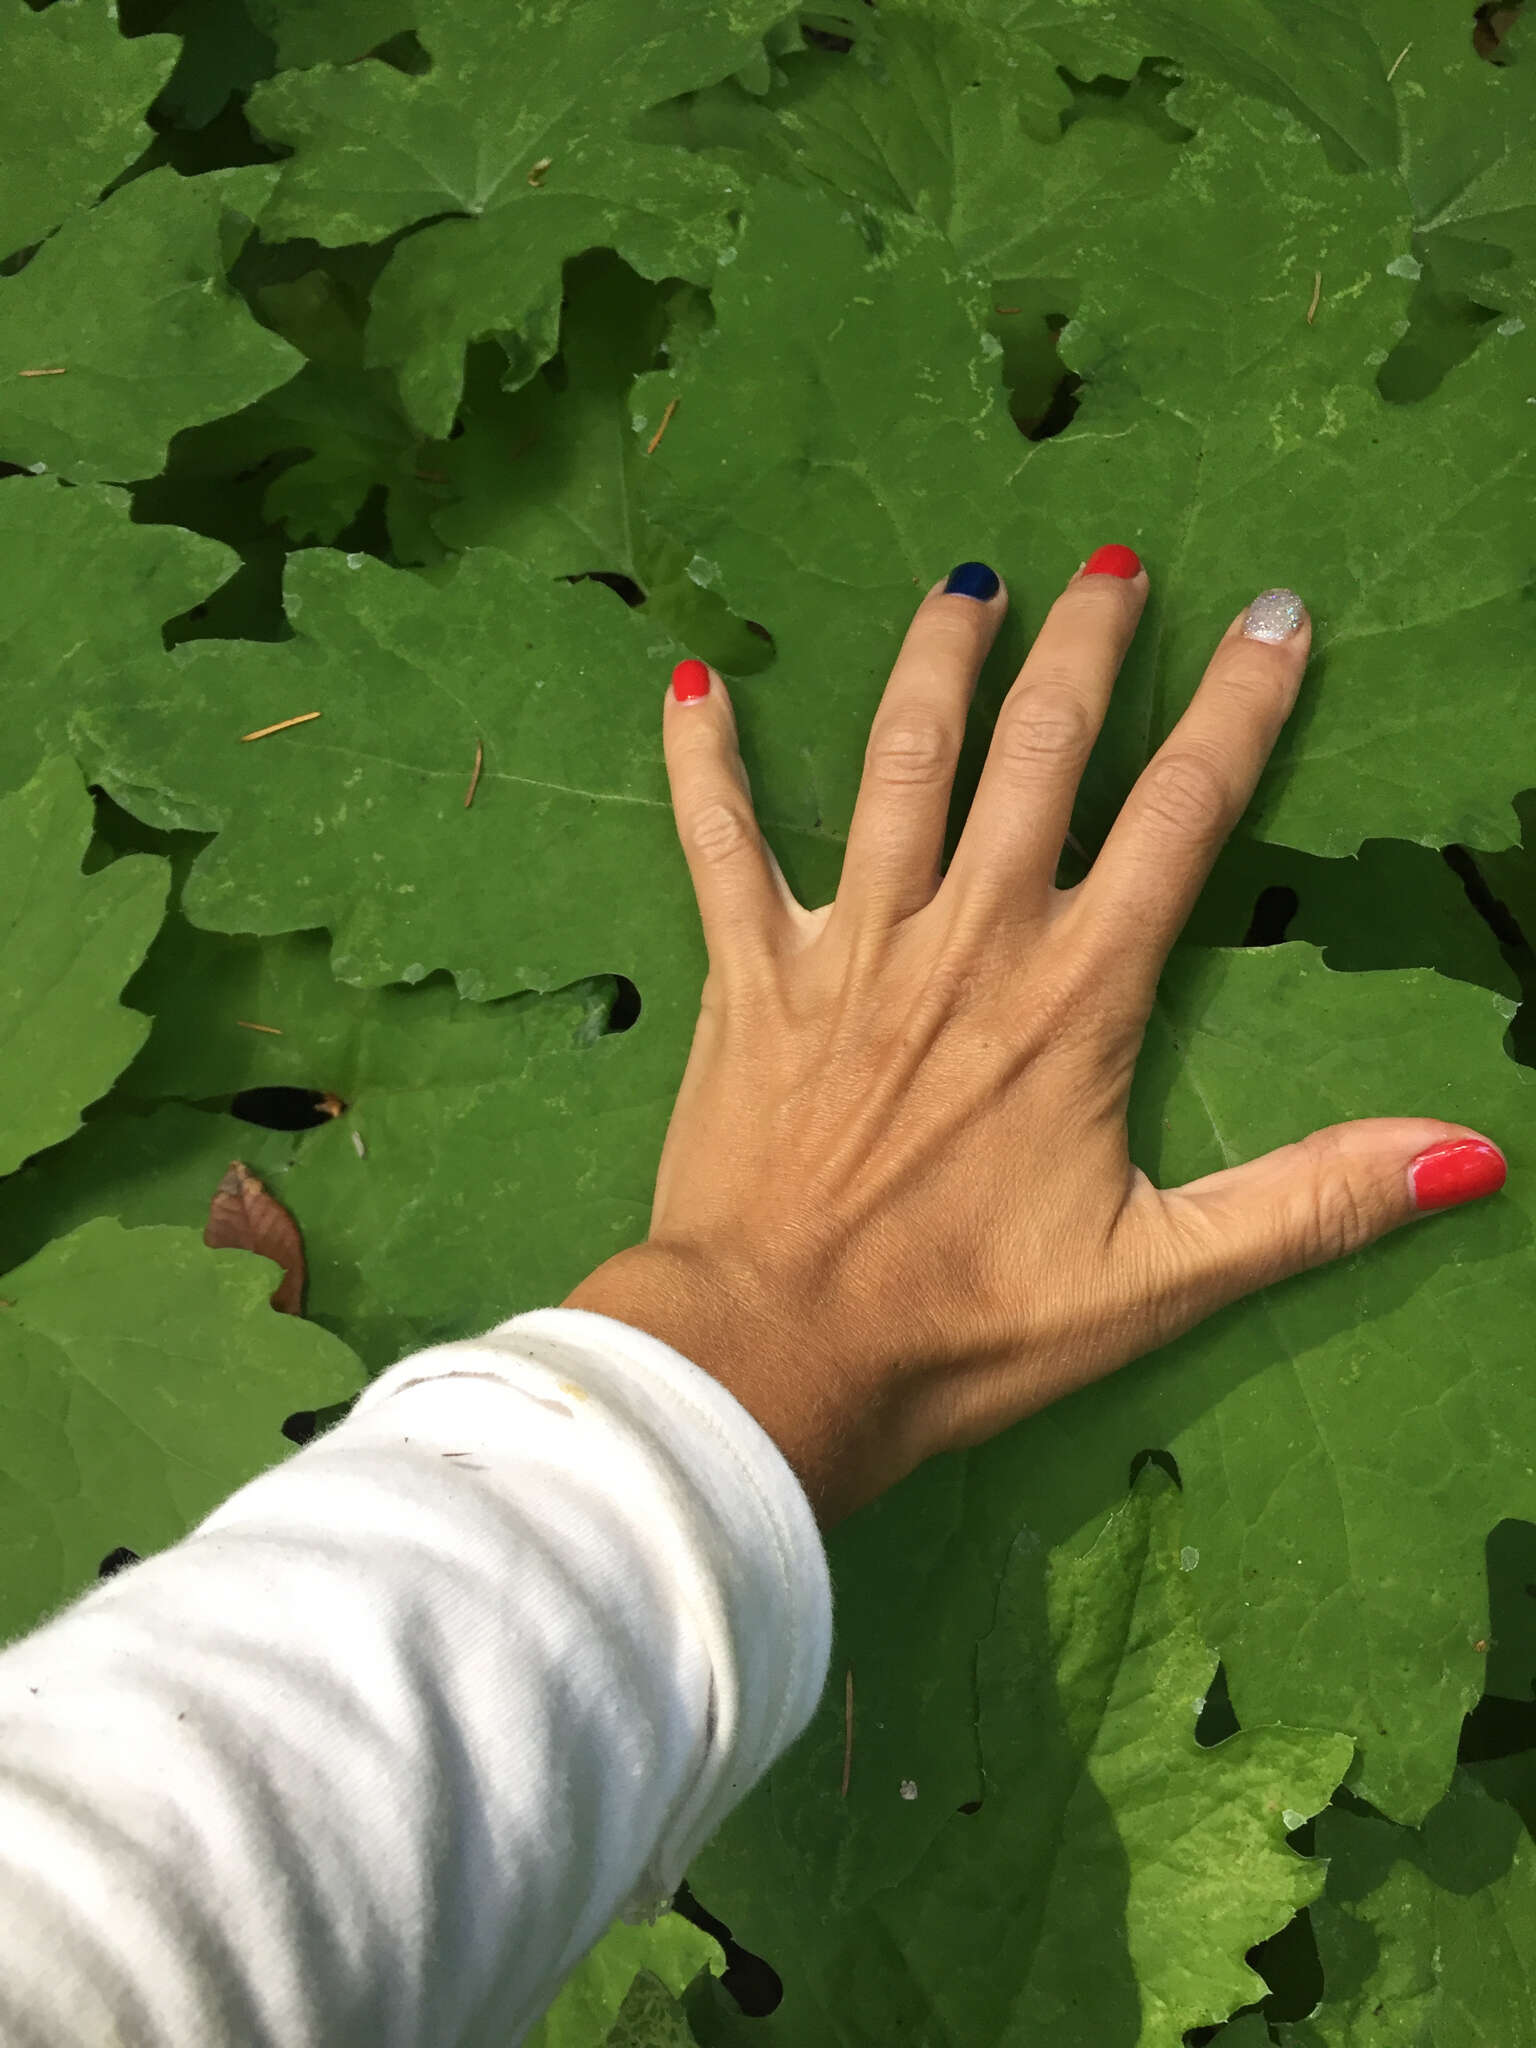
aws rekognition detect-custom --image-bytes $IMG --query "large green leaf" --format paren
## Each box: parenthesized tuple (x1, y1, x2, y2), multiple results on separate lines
(431, 251, 775, 673)
(244, 0, 416, 69)
(631, 121, 1534, 863)
(530, 1917, 720, 2048)
(1280, 1774, 1536, 2044)
(0, 1216, 362, 1644)
(0, 854, 648, 1367)
(0, 167, 300, 484)
(84, 545, 836, 1008)
(0, 757, 167, 1177)
(699, 1471, 1350, 2046)
(1, 0, 173, 260)
(0, 481, 235, 798)
(246, 0, 797, 431)
(123, 0, 277, 131)
(681, 945, 1534, 2013)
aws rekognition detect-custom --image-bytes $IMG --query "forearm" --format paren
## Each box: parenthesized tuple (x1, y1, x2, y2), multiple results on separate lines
(0, 1308, 830, 2047)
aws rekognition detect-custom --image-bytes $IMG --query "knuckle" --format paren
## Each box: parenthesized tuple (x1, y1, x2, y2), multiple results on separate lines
(1294, 1137, 1379, 1265)
(684, 799, 755, 868)
(993, 686, 1095, 777)
(1135, 748, 1233, 839)
(865, 711, 958, 789)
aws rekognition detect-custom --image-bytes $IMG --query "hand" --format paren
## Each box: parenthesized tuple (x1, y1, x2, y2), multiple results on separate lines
(564, 555, 1506, 1524)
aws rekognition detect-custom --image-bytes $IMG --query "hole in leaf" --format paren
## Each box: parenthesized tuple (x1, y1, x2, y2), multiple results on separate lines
(1376, 262, 1504, 404)
(1129, 1447, 1181, 1488)
(282, 1411, 317, 1446)
(1194, 1662, 1240, 1748)
(1058, 57, 1195, 145)
(672, 1883, 784, 2017)
(98, 1546, 141, 1579)
(956, 1798, 983, 1815)
(1443, 844, 1529, 951)
(605, 978, 643, 1034)
(1480, 1516, 1536, 1702)
(1025, 369, 1084, 443)
(562, 569, 646, 608)
(1242, 884, 1300, 947)
(802, 22, 855, 53)
(744, 619, 775, 645)
(230, 1086, 345, 1132)
(1474, 0, 1523, 61)
(371, 28, 432, 73)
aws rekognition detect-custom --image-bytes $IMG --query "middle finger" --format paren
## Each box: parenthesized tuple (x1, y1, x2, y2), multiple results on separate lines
(940, 546, 1149, 926)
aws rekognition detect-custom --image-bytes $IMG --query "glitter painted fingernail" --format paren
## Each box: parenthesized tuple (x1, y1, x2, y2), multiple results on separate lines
(1242, 589, 1307, 643)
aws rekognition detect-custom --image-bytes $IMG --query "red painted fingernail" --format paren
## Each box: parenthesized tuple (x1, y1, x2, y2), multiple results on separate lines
(1082, 544, 1142, 580)
(671, 658, 711, 703)
(1408, 1137, 1507, 1212)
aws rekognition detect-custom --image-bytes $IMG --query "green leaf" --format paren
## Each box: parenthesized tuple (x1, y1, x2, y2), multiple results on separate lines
(1281, 1774, 1536, 2044)
(432, 251, 773, 672)
(631, 79, 1536, 859)
(85, 546, 828, 1007)
(246, 0, 799, 430)
(0, 167, 300, 484)
(528, 1916, 720, 2048)
(0, 481, 235, 798)
(0, 1216, 362, 1643)
(1469, 1749, 1536, 1841)
(122, 0, 277, 131)
(0, 872, 644, 1366)
(0, 757, 167, 1177)
(244, 0, 416, 69)
(679, 948, 1534, 2011)
(600, 1971, 703, 2048)
(223, 262, 445, 556)
(701, 1471, 1349, 2046)
(1, 0, 174, 259)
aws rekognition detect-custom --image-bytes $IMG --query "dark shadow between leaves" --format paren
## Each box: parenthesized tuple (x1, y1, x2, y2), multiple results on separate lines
(230, 1086, 345, 1132)
(673, 1882, 784, 2017)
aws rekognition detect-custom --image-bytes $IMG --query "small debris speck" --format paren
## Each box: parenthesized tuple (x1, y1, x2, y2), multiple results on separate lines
(899, 1779, 918, 1801)
(1282, 1809, 1306, 1831)
(1179, 1546, 1200, 1572)
(351, 1130, 367, 1160)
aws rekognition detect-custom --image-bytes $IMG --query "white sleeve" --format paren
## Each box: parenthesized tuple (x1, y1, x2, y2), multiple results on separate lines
(0, 1305, 832, 2048)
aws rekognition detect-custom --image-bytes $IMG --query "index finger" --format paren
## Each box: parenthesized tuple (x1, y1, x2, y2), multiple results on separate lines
(1074, 589, 1311, 1014)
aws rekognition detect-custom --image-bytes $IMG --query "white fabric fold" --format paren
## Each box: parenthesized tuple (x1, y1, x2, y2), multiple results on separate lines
(0, 1305, 832, 2047)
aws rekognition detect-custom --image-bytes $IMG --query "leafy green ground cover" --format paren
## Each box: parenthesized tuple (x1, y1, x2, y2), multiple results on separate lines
(2, 0, 1535, 2039)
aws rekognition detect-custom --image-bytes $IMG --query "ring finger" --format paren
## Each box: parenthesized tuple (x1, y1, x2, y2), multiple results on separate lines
(1079, 588, 1312, 1018)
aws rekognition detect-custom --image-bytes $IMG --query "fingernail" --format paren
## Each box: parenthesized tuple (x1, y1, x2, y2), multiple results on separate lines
(1082, 544, 1141, 579)
(671, 658, 711, 703)
(944, 561, 999, 600)
(1408, 1137, 1507, 1213)
(1242, 589, 1308, 642)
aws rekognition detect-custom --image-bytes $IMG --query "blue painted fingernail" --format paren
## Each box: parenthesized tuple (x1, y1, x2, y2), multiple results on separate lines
(944, 561, 999, 601)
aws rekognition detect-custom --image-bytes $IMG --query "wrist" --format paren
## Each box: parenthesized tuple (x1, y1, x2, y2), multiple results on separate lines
(562, 1241, 887, 1524)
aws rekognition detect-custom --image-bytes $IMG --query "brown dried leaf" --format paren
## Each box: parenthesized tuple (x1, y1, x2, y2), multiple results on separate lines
(205, 1161, 305, 1314)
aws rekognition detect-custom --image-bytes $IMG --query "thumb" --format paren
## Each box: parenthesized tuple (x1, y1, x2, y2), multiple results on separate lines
(1166, 1117, 1509, 1305)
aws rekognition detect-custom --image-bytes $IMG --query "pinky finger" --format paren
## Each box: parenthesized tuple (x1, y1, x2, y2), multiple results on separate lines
(662, 659, 799, 968)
